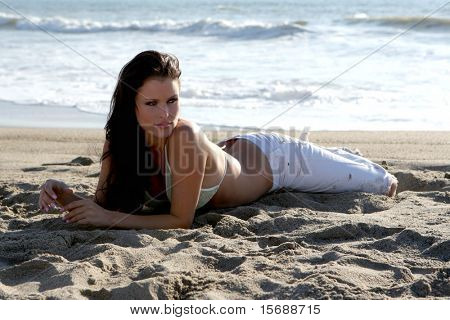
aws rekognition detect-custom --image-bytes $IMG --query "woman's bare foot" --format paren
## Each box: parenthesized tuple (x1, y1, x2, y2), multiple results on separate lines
(387, 180, 398, 197)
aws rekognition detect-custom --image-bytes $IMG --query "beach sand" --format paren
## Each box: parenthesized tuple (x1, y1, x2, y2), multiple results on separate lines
(0, 127, 449, 299)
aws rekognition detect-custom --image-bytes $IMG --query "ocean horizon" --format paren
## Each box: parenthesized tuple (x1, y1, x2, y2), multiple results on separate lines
(1, 0, 449, 130)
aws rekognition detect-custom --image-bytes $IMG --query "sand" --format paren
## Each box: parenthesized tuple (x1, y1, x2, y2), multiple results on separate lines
(0, 127, 449, 299)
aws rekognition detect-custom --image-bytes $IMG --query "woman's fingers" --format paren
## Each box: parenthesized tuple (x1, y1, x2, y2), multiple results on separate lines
(39, 191, 52, 211)
(62, 200, 85, 212)
(40, 188, 58, 211)
(62, 207, 83, 221)
(39, 181, 52, 208)
(67, 212, 86, 223)
(39, 180, 71, 212)
(41, 197, 56, 211)
(44, 185, 58, 200)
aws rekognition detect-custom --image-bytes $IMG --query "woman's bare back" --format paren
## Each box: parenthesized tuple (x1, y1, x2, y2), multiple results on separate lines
(205, 137, 273, 208)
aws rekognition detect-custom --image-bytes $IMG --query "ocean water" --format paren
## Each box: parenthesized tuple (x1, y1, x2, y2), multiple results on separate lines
(1, 0, 449, 130)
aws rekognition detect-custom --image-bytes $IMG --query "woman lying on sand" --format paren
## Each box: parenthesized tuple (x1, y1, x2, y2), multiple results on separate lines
(38, 50, 398, 229)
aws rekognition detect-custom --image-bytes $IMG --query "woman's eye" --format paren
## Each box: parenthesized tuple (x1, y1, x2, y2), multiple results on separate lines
(146, 99, 177, 106)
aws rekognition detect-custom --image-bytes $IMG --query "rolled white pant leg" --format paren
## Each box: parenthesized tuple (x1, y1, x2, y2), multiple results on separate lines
(322, 146, 398, 194)
(222, 132, 397, 195)
(278, 140, 396, 195)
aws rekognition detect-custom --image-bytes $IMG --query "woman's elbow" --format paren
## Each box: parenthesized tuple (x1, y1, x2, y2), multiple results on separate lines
(177, 220, 193, 229)
(172, 215, 193, 229)
(169, 212, 194, 229)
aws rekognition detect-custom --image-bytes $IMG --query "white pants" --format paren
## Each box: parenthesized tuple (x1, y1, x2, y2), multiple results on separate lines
(221, 132, 397, 195)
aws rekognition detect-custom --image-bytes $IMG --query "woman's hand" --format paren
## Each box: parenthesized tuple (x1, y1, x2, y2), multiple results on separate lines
(61, 199, 113, 227)
(39, 179, 72, 212)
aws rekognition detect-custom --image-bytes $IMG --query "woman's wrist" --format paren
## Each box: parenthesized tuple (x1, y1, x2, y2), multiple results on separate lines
(106, 209, 124, 228)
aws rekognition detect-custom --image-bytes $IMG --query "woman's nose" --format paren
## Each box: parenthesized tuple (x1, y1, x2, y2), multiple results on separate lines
(157, 104, 170, 117)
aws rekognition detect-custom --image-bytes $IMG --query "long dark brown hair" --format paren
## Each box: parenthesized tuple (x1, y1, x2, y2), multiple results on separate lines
(96, 50, 181, 213)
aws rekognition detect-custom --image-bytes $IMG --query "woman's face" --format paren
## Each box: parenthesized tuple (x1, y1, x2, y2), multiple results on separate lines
(135, 77, 180, 141)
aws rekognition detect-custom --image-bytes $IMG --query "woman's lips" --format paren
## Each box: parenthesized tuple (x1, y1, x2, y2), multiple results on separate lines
(155, 122, 172, 128)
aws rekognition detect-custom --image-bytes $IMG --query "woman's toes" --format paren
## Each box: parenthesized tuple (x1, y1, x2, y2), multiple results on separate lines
(387, 180, 398, 197)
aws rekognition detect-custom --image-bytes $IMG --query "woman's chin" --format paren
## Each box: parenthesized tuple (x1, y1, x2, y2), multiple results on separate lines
(148, 124, 173, 138)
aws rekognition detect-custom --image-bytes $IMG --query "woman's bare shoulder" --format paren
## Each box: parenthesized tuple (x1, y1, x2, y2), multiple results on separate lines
(172, 118, 208, 146)
(167, 119, 209, 177)
(174, 118, 201, 132)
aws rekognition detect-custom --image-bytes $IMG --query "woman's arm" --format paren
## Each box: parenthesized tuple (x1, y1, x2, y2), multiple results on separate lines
(108, 124, 206, 229)
(62, 201, 193, 229)
(166, 123, 208, 228)
(63, 123, 207, 229)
